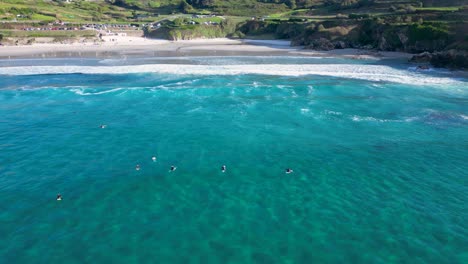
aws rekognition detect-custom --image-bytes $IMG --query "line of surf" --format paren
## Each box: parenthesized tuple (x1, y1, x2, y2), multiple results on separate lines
(70, 87, 124, 95)
(0, 64, 464, 86)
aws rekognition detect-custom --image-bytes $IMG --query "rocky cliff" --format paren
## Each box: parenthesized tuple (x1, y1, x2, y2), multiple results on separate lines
(240, 19, 467, 69)
(410, 50, 468, 70)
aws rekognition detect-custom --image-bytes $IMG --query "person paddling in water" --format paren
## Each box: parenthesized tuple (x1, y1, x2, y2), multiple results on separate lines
(221, 165, 226, 173)
(285, 168, 293, 174)
(56, 194, 62, 201)
(170, 165, 177, 172)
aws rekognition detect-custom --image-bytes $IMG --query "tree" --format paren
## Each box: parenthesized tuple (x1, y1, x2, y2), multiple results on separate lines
(286, 0, 297, 9)
(200, 0, 214, 7)
(179, 0, 194, 13)
(221, 18, 237, 34)
(405, 5, 416, 13)
(173, 17, 185, 26)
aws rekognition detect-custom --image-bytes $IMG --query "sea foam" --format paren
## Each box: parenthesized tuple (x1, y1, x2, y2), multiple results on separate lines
(0, 64, 465, 86)
(70, 87, 124, 95)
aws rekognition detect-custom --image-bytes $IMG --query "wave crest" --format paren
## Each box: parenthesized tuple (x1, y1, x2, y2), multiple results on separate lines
(0, 64, 464, 86)
(70, 88, 124, 95)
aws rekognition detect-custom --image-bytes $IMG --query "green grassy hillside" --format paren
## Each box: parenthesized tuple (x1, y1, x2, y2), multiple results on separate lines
(0, 0, 466, 22)
(235, 0, 467, 52)
(0, 0, 321, 22)
(0, 0, 466, 57)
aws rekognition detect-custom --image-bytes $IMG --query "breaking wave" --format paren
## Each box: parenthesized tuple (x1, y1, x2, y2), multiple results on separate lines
(0, 64, 465, 86)
(70, 87, 124, 95)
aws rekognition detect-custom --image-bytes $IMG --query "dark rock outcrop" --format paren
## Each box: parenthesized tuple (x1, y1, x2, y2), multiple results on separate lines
(417, 65, 430, 70)
(430, 50, 468, 70)
(309, 38, 334, 50)
(377, 36, 389, 51)
(334, 41, 347, 49)
(410, 50, 468, 70)
(409, 52, 432, 63)
(397, 32, 409, 47)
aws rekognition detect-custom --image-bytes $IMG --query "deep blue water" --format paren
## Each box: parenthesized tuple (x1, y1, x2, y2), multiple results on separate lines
(0, 57, 467, 263)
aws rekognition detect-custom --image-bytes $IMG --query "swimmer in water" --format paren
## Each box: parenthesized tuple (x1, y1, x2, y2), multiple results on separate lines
(285, 168, 293, 174)
(100, 124, 107, 129)
(152, 156, 157, 162)
(56, 194, 62, 201)
(136, 164, 140, 171)
(221, 165, 226, 173)
(170, 165, 177, 172)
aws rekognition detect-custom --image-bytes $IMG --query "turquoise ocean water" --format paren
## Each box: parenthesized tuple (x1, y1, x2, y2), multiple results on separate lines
(0, 56, 467, 263)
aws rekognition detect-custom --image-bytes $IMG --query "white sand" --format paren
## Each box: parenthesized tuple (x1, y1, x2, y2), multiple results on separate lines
(0, 36, 411, 59)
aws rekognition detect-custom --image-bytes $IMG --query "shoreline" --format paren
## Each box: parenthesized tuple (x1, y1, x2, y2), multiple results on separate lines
(0, 37, 412, 60)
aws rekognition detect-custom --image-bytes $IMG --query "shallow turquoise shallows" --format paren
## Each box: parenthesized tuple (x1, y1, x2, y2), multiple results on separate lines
(0, 57, 467, 263)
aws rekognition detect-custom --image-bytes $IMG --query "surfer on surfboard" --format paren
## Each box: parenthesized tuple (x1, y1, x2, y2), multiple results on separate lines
(285, 168, 293, 174)
(170, 165, 177, 172)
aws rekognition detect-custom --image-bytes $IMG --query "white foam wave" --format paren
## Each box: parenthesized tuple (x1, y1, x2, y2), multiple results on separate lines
(71, 87, 123, 95)
(351, 115, 378, 122)
(324, 110, 343, 117)
(0, 64, 465, 86)
(171, 80, 197, 86)
(99, 58, 125, 65)
(351, 115, 396, 123)
(186, 107, 203, 113)
(350, 115, 420, 123)
(404, 116, 419, 122)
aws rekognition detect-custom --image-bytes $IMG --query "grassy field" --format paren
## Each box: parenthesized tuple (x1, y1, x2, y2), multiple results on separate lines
(191, 16, 224, 24)
(0, 29, 96, 38)
(416, 6, 462, 11)
(0, 0, 135, 22)
(268, 9, 309, 18)
(6, 0, 285, 19)
(30, 13, 56, 22)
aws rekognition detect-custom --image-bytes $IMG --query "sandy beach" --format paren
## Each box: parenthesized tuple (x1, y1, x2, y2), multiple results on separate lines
(0, 36, 412, 60)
